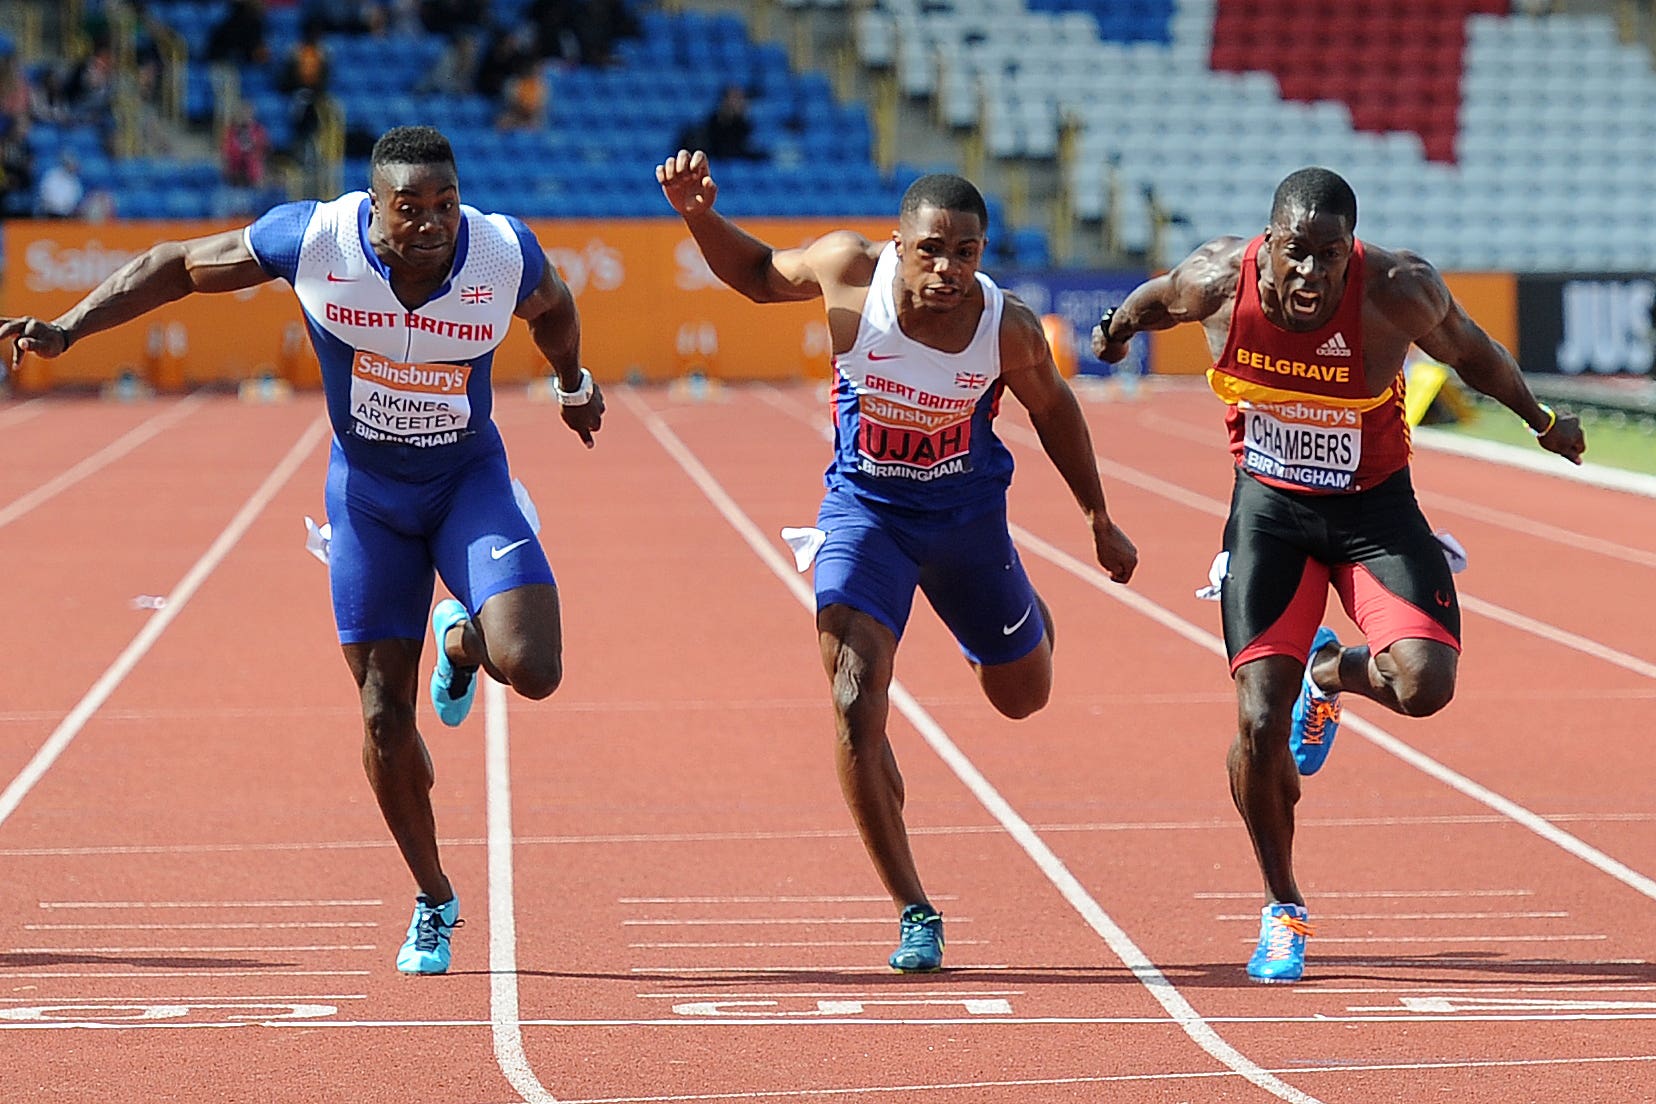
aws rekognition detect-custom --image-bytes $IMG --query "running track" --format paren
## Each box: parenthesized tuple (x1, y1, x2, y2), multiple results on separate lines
(3, 381, 1654, 1103)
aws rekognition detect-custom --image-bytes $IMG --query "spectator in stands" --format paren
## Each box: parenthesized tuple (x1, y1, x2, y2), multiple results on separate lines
(222, 102, 271, 190)
(61, 43, 115, 125)
(279, 20, 331, 156)
(571, 0, 638, 66)
(37, 152, 84, 218)
(476, 25, 538, 102)
(0, 128, 33, 217)
(1091, 166, 1587, 986)
(684, 85, 766, 163)
(498, 59, 549, 131)
(418, 24, 480, 95)
(0, 49, 29, 137)
(420, 0, 487, 93)
(206, 0, 270, 67)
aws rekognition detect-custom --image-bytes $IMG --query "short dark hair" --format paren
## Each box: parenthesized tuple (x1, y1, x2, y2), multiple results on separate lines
(1271, 167, 1357, 230)
(369, 125, 456, 183)
(900, 173, 989, 231)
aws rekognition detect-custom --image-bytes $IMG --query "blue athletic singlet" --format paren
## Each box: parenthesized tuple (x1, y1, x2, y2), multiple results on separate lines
(245, 193, 555, 643)
(825, 242, 1012, 516)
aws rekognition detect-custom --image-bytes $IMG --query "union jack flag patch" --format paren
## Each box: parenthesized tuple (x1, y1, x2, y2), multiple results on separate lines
(460, 284, 494, 304)
(954, 371, 988, 389)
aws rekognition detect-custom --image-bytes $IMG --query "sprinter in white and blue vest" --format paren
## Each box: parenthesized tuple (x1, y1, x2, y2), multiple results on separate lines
(660, 151, 1139, 974)
(0, 126, 605, 975)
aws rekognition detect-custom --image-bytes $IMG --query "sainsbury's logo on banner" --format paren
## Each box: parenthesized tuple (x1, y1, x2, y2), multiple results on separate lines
(24, 239, 142, 291)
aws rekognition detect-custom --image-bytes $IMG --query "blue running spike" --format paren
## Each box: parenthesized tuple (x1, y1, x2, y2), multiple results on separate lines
(1290, 626, 1343, 776)
(429, 599, 478, 727)
(1247, 902, 1312, 983)
(888, 904, 944, 972)
(397, 893, 461, 975)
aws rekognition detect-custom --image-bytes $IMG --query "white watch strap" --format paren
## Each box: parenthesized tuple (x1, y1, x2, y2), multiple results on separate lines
(554, 367, 594, 406)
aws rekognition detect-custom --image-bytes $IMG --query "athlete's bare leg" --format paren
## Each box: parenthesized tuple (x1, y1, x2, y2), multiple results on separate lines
(818, 603, 929, 910)
(344, 637, 453, 905)
(973, 595, 1055, 719)
(1310, 636, 1457, 717)
(440, 582, 564, 700)
(1228, 654, 1305, 905)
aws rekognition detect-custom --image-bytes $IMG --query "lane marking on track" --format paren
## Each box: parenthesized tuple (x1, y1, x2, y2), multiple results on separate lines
(1245, 934, 1606, 944)
(0, 415, 329, 832)
(5, 944, 376, 953)
(0, 396, 46, 429)
(628, 388, 1326, 1104)
(2, 970, 370, 978)
(1213, 911, 1568, 921)
(1413, 426, 1656, 498)
(1417, 488, 1656, 570)
(620, 917, 972, 927)
(25, 921, 378, 930)
(1017, 522, 1656, 901)
(627, 940, 988, 949)
(477, 1051, 1656, 1104)
(39, 899, 383, 909)
(633, 990, 1024, 999)
(0, 393, 206, 530)
(485, 678, 559, 1104)
(1196, 889, 1534, 898)
(619, 895, 951, 904)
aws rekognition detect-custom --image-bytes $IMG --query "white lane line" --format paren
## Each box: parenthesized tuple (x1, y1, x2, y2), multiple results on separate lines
(39, 899, 383, 909)
(626, 941, 987, 949)
(1413, 426, 1656, 498)
(0, 393, 205, 529)
(0, 396, 46, 429)
(1213, 911, 1568, 921)
(629, 388, 1325, 1104)
(3, 970, 370, 978)
(485, 678, 558, 1104)
(620, 918, 970, 927)
(6, 944, 374, 953)
(0, 993, 367, 1002)
(0, 415, 329, 832)
(25, 922, 378, 930)
(619, 896, 921, 904)
(1014, 523, 1656, 903)
(1263, 935, 1606, 944)
(632, 991, 1025, 999)
(1196, 889, 1534, 899)
(1418, 489, 1656, 570)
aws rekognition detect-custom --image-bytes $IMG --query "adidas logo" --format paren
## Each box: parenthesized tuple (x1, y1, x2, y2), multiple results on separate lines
(1314, 332, 1352, 357)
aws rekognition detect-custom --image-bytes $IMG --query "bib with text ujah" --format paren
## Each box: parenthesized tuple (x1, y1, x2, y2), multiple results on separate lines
(349, 350, 473, 447)
(854, 387, 976, 480)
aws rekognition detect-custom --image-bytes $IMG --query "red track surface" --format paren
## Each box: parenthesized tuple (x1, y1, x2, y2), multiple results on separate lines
(4, 382, 1654, 1103)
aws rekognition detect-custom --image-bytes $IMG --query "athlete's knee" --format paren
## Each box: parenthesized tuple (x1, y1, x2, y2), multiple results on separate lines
(495, 644, 563, 700)
(360, 691, 418, 753)
(985, 677, 1049, 720)
(1394, 669, 1455, 717)
(1233, 699, 1293, 763)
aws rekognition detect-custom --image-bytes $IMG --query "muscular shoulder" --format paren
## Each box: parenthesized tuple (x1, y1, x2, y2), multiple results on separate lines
(802, 230, 881, 288)
(1168, 235, 1246, 319)
(998, 291, 1049, 370)
(1363, 242, 1451, 339)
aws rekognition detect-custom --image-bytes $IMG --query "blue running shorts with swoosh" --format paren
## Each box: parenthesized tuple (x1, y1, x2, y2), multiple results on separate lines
(324, 440, 555, 643)
(813, 487, 1045, 666)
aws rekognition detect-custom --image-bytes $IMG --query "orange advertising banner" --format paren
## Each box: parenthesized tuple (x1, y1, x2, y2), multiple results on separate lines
(2, 216, 893, 391)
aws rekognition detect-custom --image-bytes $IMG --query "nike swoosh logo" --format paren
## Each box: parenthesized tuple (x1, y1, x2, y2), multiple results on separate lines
(326, 272, 357, 282)
(866, 351, 901, 361)
(1001, 603, 1034, 635)
(490, 538, 531, 560)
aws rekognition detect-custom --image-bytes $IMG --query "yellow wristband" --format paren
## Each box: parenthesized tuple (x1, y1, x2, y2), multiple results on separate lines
(1531, 403, 1556, 437)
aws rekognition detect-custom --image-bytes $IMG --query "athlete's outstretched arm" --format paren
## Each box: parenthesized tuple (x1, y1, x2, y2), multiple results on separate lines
(518, 262, 603, 448)
(1091, 236, 1243, 363)
(657, 149, 861, 303)
(1392, 255, 1585, 465)
(0, 229, 271, 366)
(1002, 297, 1137, 583)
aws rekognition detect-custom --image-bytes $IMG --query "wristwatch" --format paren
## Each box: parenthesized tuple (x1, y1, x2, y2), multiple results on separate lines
(554, 367, 595, 406)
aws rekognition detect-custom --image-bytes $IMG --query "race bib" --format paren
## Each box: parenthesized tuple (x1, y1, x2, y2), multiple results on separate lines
(1241, 403, 1361, 491)
(855, 392, 973, 481)
(349, 350, 472, 448)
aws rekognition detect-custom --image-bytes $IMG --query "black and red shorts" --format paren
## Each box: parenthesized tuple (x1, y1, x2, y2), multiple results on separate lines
(1221, 466, 1461, 674)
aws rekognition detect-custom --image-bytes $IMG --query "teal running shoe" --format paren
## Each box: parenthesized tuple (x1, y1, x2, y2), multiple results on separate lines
(429, 599, 478, 727)
(1289, 626, 1343, 776)
(1247, 902, 1312, 983)
(888, 904, 944, 972)
(397, 893, 461, 975)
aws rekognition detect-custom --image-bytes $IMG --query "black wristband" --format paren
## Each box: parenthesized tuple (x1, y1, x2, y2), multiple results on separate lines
(1097, 306, 1120, 343)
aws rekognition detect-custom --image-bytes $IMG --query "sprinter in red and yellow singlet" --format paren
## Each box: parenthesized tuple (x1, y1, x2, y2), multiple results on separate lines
(1095, 167, 1585, 984)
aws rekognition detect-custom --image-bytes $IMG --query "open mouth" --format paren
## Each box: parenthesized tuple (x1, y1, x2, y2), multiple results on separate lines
(1287, 288, 1321, 318)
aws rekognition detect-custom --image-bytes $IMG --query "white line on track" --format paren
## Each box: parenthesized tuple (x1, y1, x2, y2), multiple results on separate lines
(485, 678, 558, 1103)
(1012, 523, 1656, 903)
(38, 899, 383, 909)
(626, 940, 986, 949)
(619, 895, 927, 904)
(3, 970, 371, 978)
(1413, 426, 1656, 498)
(1265, 934, 1606, 944)
(0, 393, 205, 530)
(0, 415, 329, 832)
(6, 944, 375, 953)
(1417, 488, 1656, 569)
(25, 922, 378, 930)
(628, 389, 1326, 1104)
(0, 993, 368, 1002)
(0, 396, 45, 428)
(1213, 911, 1567, 921)
(1195, 889, 1534, 898)
(620, 918, 969, 927)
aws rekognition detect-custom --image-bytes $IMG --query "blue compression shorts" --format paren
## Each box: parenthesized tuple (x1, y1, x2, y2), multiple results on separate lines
(324, 440, 555, 644)
(813, 487, 1046, 666)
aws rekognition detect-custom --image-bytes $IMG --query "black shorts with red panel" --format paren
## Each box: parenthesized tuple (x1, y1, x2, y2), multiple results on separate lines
(1220, 466, 1461, 674)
